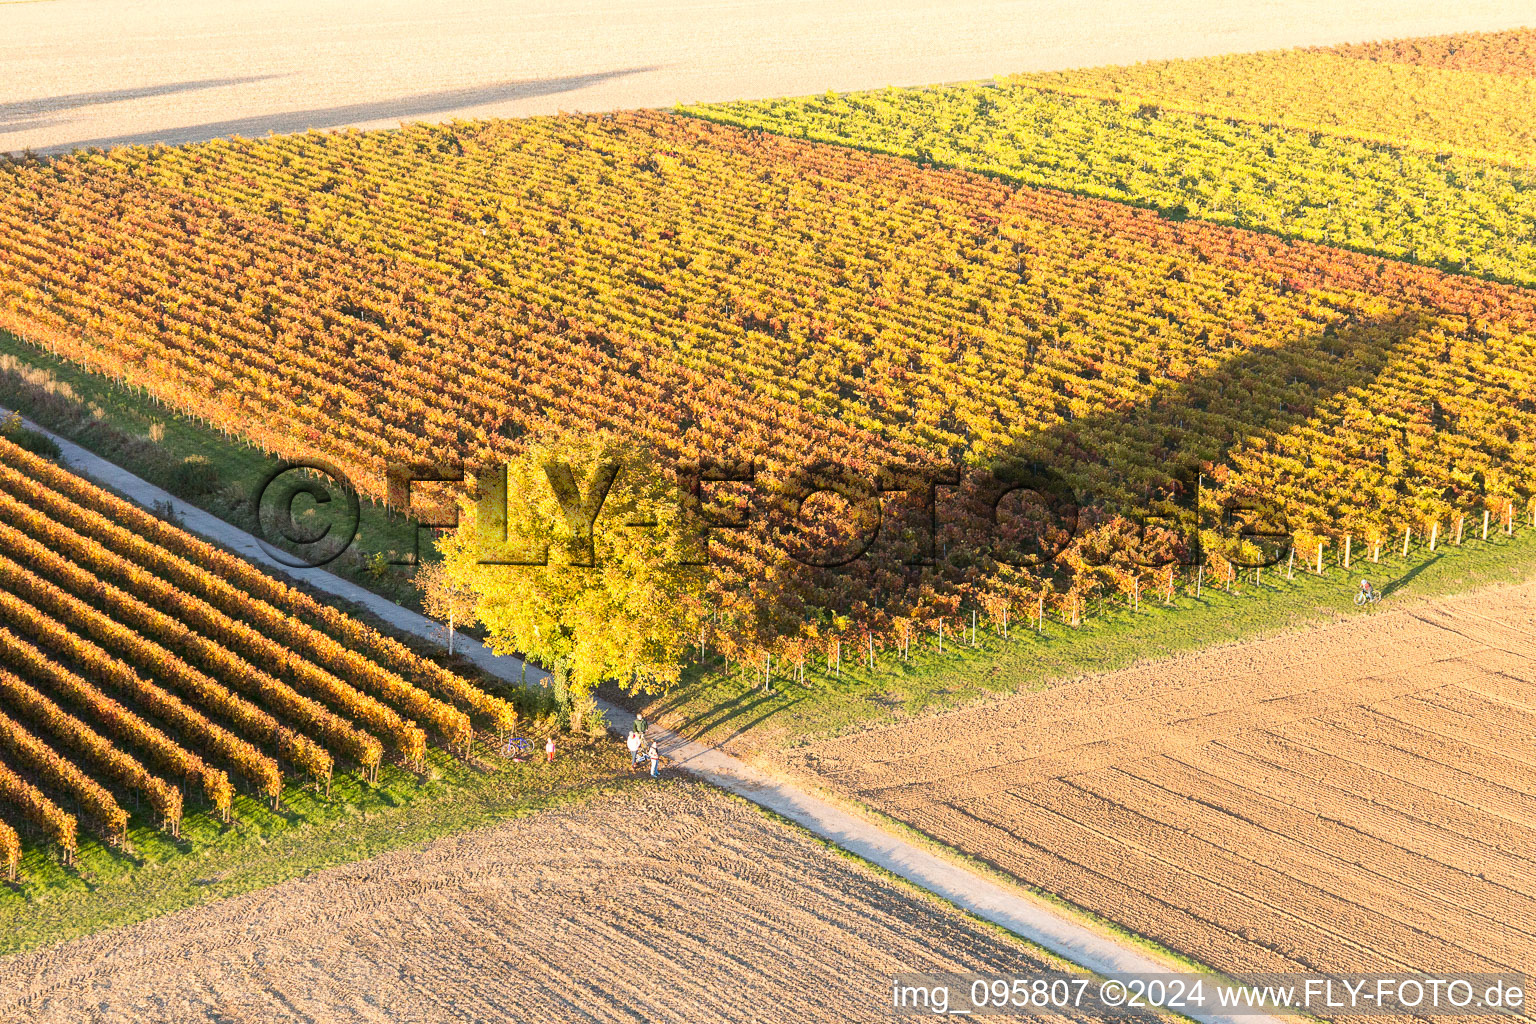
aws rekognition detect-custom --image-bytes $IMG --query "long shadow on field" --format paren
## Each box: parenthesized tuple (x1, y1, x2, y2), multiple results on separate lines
(771, 310, 1429, 614)
(626, 310, 1434, 747)
(669, 687, 804, 744)
(958, 310, 1430, 572)
(0, 76, 286, 134)
(1381, 551, 1443, 598)
(26, 67, 659, 155)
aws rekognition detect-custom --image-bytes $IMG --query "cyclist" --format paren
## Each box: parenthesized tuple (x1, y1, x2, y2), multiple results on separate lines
(1359, 579, 1375, 602)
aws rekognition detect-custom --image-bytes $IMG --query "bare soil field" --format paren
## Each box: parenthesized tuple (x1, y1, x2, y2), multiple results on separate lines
(786, 582, 1536, 982)
(2, 0, 1529, 154)
(0, 781, 1115, 1024)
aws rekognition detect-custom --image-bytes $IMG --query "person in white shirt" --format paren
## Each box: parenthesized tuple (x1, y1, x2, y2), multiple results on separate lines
(626, 729, 643, 767)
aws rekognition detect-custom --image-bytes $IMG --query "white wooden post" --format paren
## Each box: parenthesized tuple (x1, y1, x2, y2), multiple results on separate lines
(1196, 565, 1203, 598)
(1287, 547, 1295, 580)
(1038, 592, 1045, 633)
(1343, 535, 1351, 570)
(1429, 522, 1437, 551)
(1456, 516, 1464, 545)
(1483, 509, 1490, 540)
(1402, 526, 1411, 557)
(1133, 577, 1140, 613)
(1316, 544, 1323, 575)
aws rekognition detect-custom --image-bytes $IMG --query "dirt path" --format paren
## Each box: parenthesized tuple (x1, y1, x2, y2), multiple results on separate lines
(3, 0, 1530, 154)
(0, 783, 1126, 1024)
(786, 581, 1536, 989)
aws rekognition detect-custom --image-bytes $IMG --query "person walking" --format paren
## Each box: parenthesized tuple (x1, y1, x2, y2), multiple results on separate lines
(626, 729, 643, 768)
(646, 741, 660, 779)
(634, 713, 647, 740)
(545, 736, 556, 764)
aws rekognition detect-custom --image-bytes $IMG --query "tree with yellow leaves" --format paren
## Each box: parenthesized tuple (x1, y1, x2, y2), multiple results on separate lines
(437, 431, 707, 719)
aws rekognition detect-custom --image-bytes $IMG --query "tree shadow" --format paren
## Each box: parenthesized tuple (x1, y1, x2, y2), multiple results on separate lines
(1380, 551, 1443, 598)
(773, 309, 1427, 616)
(0, 76, 286, 134)
(24, 67, 660, 155)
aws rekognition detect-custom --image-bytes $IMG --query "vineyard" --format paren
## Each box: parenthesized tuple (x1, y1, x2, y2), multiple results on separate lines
(4, 78, 1536, 672)
(1323, 27, 1536, 76)
(0, 435, 517, 868)
(692, 29, 1536, 286)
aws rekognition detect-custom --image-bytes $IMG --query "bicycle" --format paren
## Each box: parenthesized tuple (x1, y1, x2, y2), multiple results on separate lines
(501, 736, 532, 760)
(635, 751, 675, 774)
(1353, 590, 1380, 607)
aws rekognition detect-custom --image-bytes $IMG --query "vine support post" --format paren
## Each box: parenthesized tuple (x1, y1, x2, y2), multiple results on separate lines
(1429, 521, 1438, 552)
(1315, 544, 1323, 575)
(938, 621, 944, 654)
(1456, 516, 1465, 545)
(1343, 535, 1351, 570)
(867, 633, 874, 671)
(1132, 577, 1139, 613)
(970, 609, 977, 647)
(1483, 509, 1490, 541)
(1373, 540, 1380, 563)
(1037, 592, 1044, 633)
(1286, 547, 1294, 580)
(1196, 565, 1203, 598)
(1402, 526, 1411, 558)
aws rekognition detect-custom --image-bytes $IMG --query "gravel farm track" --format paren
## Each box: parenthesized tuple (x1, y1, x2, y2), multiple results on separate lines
(784, 581, 1536, 990)
(0, 782, 1123, 1024)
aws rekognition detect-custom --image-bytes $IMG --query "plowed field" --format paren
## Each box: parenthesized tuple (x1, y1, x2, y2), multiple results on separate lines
(787, 582, 1536, 981)
(0, 782, 1115, 1024)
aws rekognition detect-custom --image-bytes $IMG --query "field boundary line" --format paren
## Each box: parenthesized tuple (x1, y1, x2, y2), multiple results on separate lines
(6, 408, 1285, 1024)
